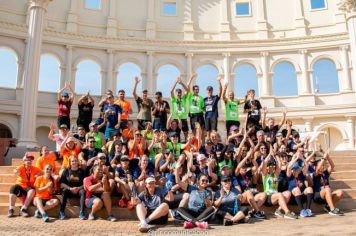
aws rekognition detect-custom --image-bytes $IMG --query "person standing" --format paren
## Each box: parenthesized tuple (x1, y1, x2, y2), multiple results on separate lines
(57, 81, 75, 129)
(103, 94, 122, 140)
(152, 92, 170, 131)
(115, 89, 132, 130)
(243, 89, 262, 129)
(186, 74, 205, 134)
(204, 75, 223, 138)
(77, 92, 94, 132)
(170, 76, 190, 141)
(133, 77, 154, 130)
(222, 83, 245, 134)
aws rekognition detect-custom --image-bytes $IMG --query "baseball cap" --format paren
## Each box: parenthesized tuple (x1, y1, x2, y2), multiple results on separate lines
(61, 92, 69, 97)
(22, 154, 35, 161)
(98, 153, 106, 158)
(59, 124, 68, 129)
(221, 175, 231, 181)
(207, 86, 213, 91)
(164, 148, 171, 155)
(153, 129, 160, 133)
(169, 132, 179, 138)
(197, 154, 207, 162)
(220, 164, 230, 171)
(145, 177, 155, 184)
(89, 122, 97, 127)
(120, 155, 129, 161)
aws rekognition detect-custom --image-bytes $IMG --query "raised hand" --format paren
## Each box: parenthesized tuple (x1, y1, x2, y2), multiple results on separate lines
(134, 76, 141, 84)
(50, 123, 56, 131)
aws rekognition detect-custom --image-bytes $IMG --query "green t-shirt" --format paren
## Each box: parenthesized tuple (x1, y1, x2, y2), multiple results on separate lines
(149, 143, 162, 160)
(171, 96, 188, 120)
(263, 173, 279, 196)
(225, 100, 240, 121)
(187, 92, 204, 114)
(167, 142, 182, 158)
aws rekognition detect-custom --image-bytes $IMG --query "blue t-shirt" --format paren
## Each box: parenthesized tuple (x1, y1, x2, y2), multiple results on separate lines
(104, 104, 122, 128)
(132, 165, 154, 180)
(187, 185, 212, 212)
(138, 187, 167, 210)
(204, 95, 220, 119)
(115, 166, 132, 180)
(313, 170, 330, 193)
(288, 172, 306, 191)
(214, 188, 240, 215)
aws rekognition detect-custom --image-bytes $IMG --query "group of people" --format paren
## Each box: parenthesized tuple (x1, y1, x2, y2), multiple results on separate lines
(7, 76, 345, 233)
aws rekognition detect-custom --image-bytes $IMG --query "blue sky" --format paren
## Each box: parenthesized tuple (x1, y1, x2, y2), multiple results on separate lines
(0, 48, 340, 97)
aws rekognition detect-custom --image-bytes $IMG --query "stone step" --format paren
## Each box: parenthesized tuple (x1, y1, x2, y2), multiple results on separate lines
(330, 151, 356, 157)
(0, 165, 61, 174)
(0, 174, 16, 183)
(332, 171, 356, 179)
(331, 157, 356, 164)
(0, 183, 12, 192)
(330, 179, 356, 189)
(11, 159, 62, 168)
(344, 189, 356, 199)
(334, 163, 356, 171)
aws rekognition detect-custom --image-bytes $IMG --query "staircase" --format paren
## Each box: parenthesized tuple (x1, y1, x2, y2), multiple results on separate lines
(0, 151, 355, 218)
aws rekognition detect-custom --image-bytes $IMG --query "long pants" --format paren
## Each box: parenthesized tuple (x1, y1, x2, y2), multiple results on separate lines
(60, 189, 85, 213)
(176, 206, 215, 223)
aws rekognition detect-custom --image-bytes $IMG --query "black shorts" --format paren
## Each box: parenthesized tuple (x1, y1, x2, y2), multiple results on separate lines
(205, 117, 217, 131)
(213, 206, 249, 224)
(265, 195, 274, 207)
(314, 192, 327, 204)
(226, 120, 240, 133)
(58, 116, 70, 129)
(9, 185, 32, 197)
(147, 209, 168, 224)
(174, 119, 189, 132)
(189, 113, 205, 129)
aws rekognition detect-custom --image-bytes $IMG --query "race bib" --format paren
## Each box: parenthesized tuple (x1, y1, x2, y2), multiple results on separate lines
(206, 105, 213, 112)
(251, 110, 258, 116)
(230, 112, 237, 117)
(191, 105, 199, 111)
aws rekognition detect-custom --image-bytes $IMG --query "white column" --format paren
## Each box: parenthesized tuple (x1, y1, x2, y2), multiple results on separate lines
(294, 0, 307, 36)
(256, 0, 268, 39)
(220, 0, 231, 40)
(304, 120, 312, 132)
(64, 45, 73, 88)
(183, 0, 194, 40)
(18, 0, 52, 147)
(66, 0, 78, 32)
(260, 52, 271, 96)
(146, 51, 154, 95)
(345, 10, 356, 91)
(299, 49, 311, 95)
(107, 0, 117, 36)
(146, 0, 156, 40)
(223, 53, 230, 85)
(346, 117, 355, 149)
(106, 49, 115, 92)
(340, 45, 352, 92)
(16, 59, 24, 88)
(185, 52, 193, 82)
(100, 70, 106, 94)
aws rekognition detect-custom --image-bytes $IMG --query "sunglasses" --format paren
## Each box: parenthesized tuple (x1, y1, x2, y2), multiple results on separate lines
(99, 157, 106, 160)
(201, 179, 208, 183)
(89, 141, 95, 143)
(46, 168, 52, 171)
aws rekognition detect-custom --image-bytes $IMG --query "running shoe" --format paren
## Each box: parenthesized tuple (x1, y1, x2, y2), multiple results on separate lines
(274, 209, 284, 218)
(284, 212, 297, 219)
(328, 208, 344, 216)
(35, 210, 42, 219)
(7, 209, 14, 218)
(196, 221, 209, 230)
(183, 221, 195, 229)
(299, 209, 308, 218)
(223, 219, 233, 226)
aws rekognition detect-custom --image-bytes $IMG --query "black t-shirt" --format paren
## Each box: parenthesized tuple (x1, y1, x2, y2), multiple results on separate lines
(78, 102, 94, 121)
(153, 101, 170, 121)
(74, 134, 86, 143)
(204, 95, 220, 119)
(60, 168, 86, 187)
(263, 125, 279, 142)
(244, 100, 262, 123)
(81, 148, 102, 161)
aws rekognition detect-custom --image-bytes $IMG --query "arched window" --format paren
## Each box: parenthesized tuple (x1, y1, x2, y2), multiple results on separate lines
(234, 64, 258, 97)
(272, 62, 298, 96)
(195, 64, 219, 98)
(312, 59, 339, 94)
(116, 63, 141, 96)
(0, 48, 18, 89)
(0, 123, 12, 138)
(38, 54, 61, 92)
(75, 60, 101, 95)
(156, 64, 181, 98)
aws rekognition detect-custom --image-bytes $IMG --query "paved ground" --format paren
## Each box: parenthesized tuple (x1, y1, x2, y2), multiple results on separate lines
(0, 211, 355, 236)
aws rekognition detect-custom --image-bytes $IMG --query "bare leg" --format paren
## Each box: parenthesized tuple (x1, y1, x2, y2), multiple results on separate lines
(33, 197, 46, 215)
(23, 189, 35, 209)
(9, 194, 17, 208)
(136, 203, 147, 221)
(147, 203, 169, 223)
(90, 198, 103, 215)
(101, 192, 113, 215)
(43, 199, 60, 211)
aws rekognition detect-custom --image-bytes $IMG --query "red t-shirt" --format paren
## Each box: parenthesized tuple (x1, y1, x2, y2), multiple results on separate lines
(58, 100, 72, 116)
(84, 175, 101, 201)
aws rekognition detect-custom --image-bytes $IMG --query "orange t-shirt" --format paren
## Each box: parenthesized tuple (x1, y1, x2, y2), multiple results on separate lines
(115, 99, 131, 120)
(122, 128, 135, 140)
(184, 138, 199, 152)
(35, 152, 57, 173)
(128, 140, 145, 159)
(34, 175, 54, 200)
(60, 146, 81, 168)
(15, 165, 42, 190)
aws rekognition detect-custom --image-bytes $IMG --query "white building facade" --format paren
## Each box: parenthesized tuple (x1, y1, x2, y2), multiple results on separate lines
(0, 0, 355, 150)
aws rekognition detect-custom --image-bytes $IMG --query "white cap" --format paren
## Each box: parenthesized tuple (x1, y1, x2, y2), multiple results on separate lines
(145, 177, 155, 184)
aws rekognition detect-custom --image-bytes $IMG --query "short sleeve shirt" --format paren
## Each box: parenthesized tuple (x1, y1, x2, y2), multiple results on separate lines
(171, 96, 188, 120)
(104, 104, 122, 128)
(244, 100, 262, 122)
(138, 187, 167, 210)
(60, 168, 85, 188)
(204, 95, 220, 119)
(136, 97, 154, 121)
(153, 101, 170, 121)
(187, 92, 204, 114)
(115, 100, 132, 120)
(187, 185, 212, 212)
(78, 102, 94, 121)
(15, 165, 42, 189)
(34, 176, 54, 200)
(214, 188, 240, 215)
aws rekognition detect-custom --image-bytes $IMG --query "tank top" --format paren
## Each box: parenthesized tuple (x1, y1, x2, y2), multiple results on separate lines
(263, 173, 278, 195)
(225, 100, 240, 121)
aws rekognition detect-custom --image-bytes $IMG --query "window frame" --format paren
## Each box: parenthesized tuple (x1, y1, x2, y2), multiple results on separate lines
(235, 1, 252, 17)
(161, 1, 178, 17)
(84, 0, 102, 11)
(310, 0, 327, 11)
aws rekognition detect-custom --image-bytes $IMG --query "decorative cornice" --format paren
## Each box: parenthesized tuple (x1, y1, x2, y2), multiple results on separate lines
(338, 0, 356, 13)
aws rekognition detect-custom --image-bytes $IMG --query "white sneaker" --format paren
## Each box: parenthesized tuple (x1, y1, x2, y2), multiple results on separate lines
(138, 222, 151, 233)
(306, 209, 313, 217)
